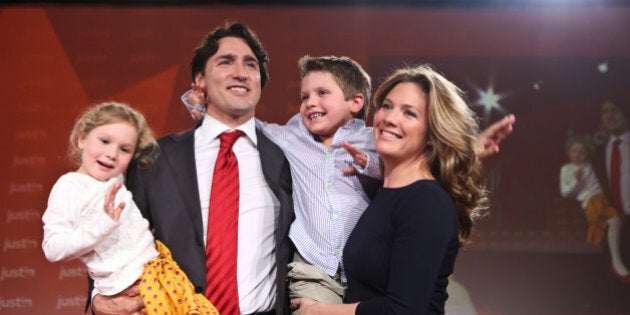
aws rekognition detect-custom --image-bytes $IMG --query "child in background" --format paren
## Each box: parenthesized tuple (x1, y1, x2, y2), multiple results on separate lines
(41, 102, 218, 314)
(184, 55, 382, 303)
(559, 136, 629, 281)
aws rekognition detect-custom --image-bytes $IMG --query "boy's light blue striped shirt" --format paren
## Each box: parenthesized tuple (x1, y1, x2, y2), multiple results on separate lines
(258, 114, 381, 281)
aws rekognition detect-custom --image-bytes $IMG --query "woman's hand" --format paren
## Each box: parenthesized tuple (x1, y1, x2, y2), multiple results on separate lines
(290, 297, 319, 315)
(477, 114, 516, 160)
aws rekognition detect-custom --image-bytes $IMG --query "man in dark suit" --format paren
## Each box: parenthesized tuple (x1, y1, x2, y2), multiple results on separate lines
(91, 22, 294, 315)
(598, 100, 630, 220)
(593, 100, 630, 290)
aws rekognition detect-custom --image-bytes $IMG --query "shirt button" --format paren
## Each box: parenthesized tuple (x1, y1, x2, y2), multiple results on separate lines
(326, 182, 332, 189)
(332, 214, 339, 221)
(327, 153, 333, 159)
(335, 248, 341, 255)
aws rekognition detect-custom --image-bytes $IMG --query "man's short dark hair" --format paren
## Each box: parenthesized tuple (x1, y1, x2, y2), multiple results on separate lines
(191, 22, 269, 88)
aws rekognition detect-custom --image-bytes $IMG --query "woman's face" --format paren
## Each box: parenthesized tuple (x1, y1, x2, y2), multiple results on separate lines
(373, 82, 429, 164)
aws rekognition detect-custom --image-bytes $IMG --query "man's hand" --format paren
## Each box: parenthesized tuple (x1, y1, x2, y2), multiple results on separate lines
(91, 284, 143, 315)
(477, 114, 516, 160)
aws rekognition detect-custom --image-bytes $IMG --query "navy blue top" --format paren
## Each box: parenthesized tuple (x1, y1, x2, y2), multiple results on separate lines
(343, 180, 459, 315)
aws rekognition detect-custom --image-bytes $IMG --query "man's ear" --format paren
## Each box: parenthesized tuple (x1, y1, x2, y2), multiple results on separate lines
(194, 72, 206, 90)
(350, 93, 365, 115)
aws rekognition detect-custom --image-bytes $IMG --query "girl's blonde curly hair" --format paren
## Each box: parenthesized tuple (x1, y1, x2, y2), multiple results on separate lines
(68, 102, 159, 170)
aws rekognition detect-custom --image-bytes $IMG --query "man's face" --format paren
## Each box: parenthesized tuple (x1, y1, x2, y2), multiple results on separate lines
(602, 101, 629, 136)
(195, 36, 262, 127)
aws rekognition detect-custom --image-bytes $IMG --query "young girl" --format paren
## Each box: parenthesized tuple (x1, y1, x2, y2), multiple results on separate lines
(42, 102, 218, 314)
(559, 136, 629, 282)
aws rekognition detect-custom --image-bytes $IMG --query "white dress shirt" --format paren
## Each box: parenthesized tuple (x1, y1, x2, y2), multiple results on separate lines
(195, 115, 279, 314)
(606, 131, 630, 215)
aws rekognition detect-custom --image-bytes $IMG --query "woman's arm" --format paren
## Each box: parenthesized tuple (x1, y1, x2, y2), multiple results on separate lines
(477, 114, 516, 160)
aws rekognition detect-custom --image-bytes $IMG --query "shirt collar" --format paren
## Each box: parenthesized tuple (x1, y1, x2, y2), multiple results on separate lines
(608, 130, 630, 145)
(343, 118, 366, 131)
(198, 114, 257, 146)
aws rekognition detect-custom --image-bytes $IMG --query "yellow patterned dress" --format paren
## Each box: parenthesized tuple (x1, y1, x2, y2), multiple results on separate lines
(139, 240, 219, 315)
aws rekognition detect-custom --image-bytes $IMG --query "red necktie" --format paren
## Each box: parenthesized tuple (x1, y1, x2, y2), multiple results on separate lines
(206, 130, 244, 314)
(610, 138, 623, 216)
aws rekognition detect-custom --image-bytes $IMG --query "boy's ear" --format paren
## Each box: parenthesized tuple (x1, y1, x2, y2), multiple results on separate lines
(350, 93, 365, 115)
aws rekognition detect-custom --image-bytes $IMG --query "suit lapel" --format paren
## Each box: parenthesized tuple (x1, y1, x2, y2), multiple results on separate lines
(163, 129, 205, 245)
(257, 129, 279, 193)
(257, 128, 293, 241)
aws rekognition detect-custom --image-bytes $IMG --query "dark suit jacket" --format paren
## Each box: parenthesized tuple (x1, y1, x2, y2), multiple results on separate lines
(593, 139, 630, 264)
(593, 143, 613, 201)
(126, 125, 295, 315)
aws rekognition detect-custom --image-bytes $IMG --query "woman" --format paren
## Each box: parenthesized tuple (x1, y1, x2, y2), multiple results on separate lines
(291, 64, 488, 315)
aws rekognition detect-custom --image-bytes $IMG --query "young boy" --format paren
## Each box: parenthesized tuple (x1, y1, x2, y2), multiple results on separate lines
(183, 55, 381, 302)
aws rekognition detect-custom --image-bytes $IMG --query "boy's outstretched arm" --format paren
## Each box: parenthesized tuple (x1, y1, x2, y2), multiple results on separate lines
(181, 82, 207, 121)
(340, 114, 516, 175)
(477, 114, 516, 160)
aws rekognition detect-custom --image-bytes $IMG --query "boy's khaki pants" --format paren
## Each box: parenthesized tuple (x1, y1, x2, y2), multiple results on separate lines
(287, 252, 346, 304)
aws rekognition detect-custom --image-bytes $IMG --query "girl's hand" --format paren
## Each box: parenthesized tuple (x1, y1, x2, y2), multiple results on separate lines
(104, 182, 125, 221)
(575, 168, 584, 182)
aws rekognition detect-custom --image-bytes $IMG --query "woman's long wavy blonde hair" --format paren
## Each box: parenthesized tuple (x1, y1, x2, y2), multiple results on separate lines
(373, 64, 488, 245)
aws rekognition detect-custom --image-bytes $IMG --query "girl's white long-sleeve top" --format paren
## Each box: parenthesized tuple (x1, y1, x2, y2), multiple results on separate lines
(42, 172, 158, 296)
(559, 162, 602, 209)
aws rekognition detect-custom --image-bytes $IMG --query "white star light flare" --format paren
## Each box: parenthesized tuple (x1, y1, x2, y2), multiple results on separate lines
(475, 85, 506, 119)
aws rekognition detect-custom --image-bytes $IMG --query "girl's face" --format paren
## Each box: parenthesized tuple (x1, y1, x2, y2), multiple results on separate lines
(77, 122, 138, 181)
(568, 142, 587, 165)
(373, 82, 429, 164)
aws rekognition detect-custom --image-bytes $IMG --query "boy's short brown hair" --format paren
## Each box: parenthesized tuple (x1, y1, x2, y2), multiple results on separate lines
(298, 55, 371, 120)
